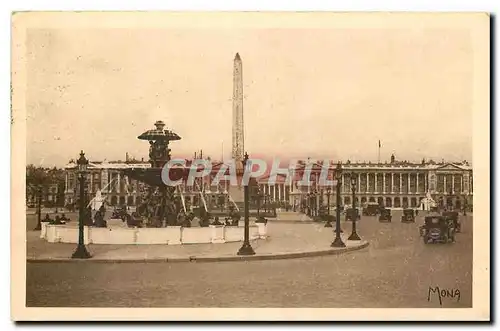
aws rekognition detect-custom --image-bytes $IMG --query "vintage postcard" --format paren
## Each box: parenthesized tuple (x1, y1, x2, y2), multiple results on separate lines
(11, 12, 490, 321)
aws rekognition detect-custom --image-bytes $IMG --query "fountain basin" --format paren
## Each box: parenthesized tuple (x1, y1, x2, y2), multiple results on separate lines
(40, 222, 264, 245)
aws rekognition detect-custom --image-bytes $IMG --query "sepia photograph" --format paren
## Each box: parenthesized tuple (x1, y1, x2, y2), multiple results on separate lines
(11, 11, 490, 321)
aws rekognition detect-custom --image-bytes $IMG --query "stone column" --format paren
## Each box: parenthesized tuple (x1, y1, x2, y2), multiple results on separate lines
(278, 184, 282, 201)
(461, 175, 464, 193)
(399, 173, 402, 193)
(383, 173, 386, 194)
(358, 173, 361, 193)
(342, 174, 345, 193)
(443, 175, 447, 194)
(307, 177, 311, 193)
(452, 175, 455, 194)
(65, 172, 69, 193)
(470, 175, 473, 193)
(117, 173, 121, 193)
(374, 173, 378, 193)
(407, 173, 410, 194)
(273, 185, 276, 201)
(89, 173, 93, 194)
(366, 173, 369, 193)
(415, 172, 420, 193)
(391, 173, 394, 193)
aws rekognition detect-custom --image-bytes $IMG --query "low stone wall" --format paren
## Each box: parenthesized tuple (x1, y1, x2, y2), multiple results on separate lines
(41, 222, 265, 245)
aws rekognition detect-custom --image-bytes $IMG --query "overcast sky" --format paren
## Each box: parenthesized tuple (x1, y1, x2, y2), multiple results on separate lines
(25, 27, 473, 167)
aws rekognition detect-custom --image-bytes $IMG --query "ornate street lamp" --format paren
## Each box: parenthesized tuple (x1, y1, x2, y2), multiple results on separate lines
(324, 186, 333, 228)
(331, 162, 346, 248)
(348, 173, 361, 241)
(31, 167, 47, 231)
(326, 186, 331, 215)
(314, 190, 319, 217)
(237, 152, 255, 256)
(463, 195, 467, 216)
(34, 185, 43, 231)
(72, 150, 92, 259)
(310, 189, 316, 217)
(256, 186, 261, 217)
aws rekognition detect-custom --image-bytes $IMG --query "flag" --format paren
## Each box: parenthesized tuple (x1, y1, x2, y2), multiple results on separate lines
(378, 140, 381, 148)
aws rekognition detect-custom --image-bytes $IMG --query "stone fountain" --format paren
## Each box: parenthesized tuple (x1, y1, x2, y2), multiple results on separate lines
(39, 120, 266, 245)
(122, 120, 187, 227)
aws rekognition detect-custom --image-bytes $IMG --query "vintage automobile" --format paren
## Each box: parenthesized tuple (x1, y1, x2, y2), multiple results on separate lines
(378, 208, 392, 222)
(401, 208, 416, 223)
(362, 202, 380, 216)
(442, 211, 461, 233)
(419, 215, 455, 244)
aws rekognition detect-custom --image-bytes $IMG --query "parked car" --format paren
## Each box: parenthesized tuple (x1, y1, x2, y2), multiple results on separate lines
(362, 202, 380, 216)
(378, 208, 392, 222)
(419, 215, 455, 244)
(401, 208, 416, 223)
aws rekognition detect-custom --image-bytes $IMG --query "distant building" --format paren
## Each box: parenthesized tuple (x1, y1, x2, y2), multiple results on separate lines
(257, 155, 473, 210)
(26, 183, 61, 208)
(64, 159, 150, 207)
(64, 155, 473, 211)
(26, 166, 65, 208)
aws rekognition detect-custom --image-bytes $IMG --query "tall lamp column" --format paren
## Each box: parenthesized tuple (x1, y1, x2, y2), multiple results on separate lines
(331, 162, 346, 247)
(324, 186, 332, 228)
(257, 187, 261, 217)
(72, 150, 92, 259)
(348, 173, 361, 241)
(237, 152, 255, 256)
(463, 194, 467, 216)
(34, 185, 43, 231)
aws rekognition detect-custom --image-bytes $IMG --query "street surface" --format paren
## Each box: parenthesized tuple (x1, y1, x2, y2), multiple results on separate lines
(26, 211, 473, 308)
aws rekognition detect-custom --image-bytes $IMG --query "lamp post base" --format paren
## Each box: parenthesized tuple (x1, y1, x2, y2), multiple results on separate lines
(34, 222, 42, 231)
(71, 244, 92, 259)
(331, 236, 346, 248)
(237, 242, 256, 256)
(324, 221, 332, 228)
(348, 231, 361, 241)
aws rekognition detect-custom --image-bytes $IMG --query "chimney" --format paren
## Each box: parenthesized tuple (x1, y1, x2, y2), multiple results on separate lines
(200, 150, 203, 159)
(126, 152, 129, 162)
(141, 157, 144, 162)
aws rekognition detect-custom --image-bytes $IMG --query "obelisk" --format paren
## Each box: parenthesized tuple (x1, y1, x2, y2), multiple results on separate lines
(232, 53, 244, 173)
(230, 53, 245, 203)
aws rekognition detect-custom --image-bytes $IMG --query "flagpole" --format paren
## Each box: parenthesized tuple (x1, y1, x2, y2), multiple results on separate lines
(378, 140, 381, 164)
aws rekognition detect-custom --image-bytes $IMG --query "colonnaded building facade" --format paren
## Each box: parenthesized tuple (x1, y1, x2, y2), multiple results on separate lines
(64, 154, 473, 211)
(258, 155, 473, 210)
